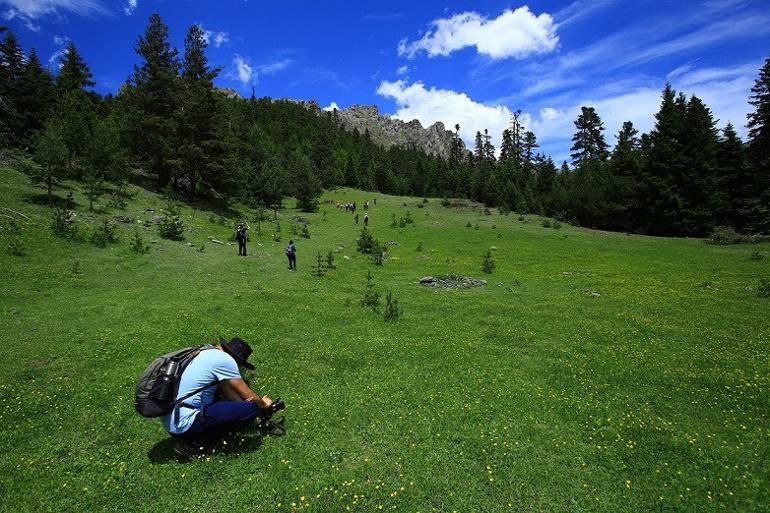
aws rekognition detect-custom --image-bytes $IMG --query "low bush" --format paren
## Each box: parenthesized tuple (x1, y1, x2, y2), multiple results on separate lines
(90, 219, 119, 248)
(129, 229, 150, 254)
(383, 291, 402, 321)
(758, 279, 770, 298)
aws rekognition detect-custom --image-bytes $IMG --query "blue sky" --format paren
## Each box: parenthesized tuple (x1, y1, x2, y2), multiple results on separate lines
(3, 0, 769, 163)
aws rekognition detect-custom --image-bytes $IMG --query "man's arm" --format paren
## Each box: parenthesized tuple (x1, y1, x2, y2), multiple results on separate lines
(218, 378, 272, 408)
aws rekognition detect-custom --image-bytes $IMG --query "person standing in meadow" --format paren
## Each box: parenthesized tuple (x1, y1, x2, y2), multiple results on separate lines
(236, 222, 249, 256)
(286, 239, 297, 270)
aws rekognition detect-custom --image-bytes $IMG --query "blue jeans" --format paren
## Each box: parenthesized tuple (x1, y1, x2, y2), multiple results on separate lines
(176, 400, 260, 448)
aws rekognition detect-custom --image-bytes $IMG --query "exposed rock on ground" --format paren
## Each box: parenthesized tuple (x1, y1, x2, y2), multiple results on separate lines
(419, 275, 487, 289)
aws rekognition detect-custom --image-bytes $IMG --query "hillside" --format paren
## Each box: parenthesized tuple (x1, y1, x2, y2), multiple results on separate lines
(1, 165, 769, 512)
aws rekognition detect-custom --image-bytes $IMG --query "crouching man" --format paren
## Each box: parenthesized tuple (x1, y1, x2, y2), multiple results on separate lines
(162, 337, 272, 459)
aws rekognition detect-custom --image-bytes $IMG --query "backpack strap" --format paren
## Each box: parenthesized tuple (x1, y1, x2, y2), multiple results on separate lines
(171, 345, 218, 424)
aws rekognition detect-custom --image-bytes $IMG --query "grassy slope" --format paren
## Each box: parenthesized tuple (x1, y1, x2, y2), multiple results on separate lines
(0, 166, 768, 513)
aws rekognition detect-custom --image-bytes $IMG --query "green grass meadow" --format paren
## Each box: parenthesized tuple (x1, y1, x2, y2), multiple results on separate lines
(1, 166, 769, 512)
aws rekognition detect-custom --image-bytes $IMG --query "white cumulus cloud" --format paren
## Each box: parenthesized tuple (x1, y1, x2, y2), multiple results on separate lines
(398, 7, 558, 60)
(377, 79, 513, 150)
(396, 65, 410, 75)
(323, 102, 341, 112)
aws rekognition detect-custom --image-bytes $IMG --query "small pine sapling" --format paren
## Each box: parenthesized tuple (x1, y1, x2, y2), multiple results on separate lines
(312, 252, 325, 277)
(415, 241, 423, 252)
(750, 251, 764, 260)
(383, 291, 402, 321)
(357, 226, 375, 253)
(90, 219, 119, 247)
(361, 270, 381, 310)
(129, 229, 150, 254)
(466, 221, 472, 228)
(758, 279, 770, 298)
(371, 239, 384, 265)
(391, 213, 398, 228)
(273, 220, 282, 242)
(325, 250, 336, 269)
(482, 248, 495, 274)
(301, 224, 311, 239)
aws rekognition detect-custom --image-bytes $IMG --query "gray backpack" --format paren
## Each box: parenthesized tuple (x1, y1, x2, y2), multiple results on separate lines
(134, 345, 216, 417)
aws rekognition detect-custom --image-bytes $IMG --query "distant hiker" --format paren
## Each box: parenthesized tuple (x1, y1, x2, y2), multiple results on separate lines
(352, 201, 356, 212)
(162, 337, 273, 459)
(286, 240, 297, 270)
(373, 198, 377, 206)
(235, 222, 249, 256)
(364, 213, 369, 226)
(364, 201, 369, 210)
(355, 214, 359, 225)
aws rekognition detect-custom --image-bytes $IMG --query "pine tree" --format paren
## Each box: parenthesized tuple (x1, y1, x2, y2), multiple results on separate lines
(680, 95, 720, 235)
(176, 24, 223, 197)
(0, 29, 25, 145)
(745, 55, 770, 233)
(56, 42, 95, 94)
(716, 123, 750, 230)
(570, 106, 608, 165)
(32, 119, 69, 202)
(16, 48, 56, 144)
(125, 13, 180, 187)
(292, 148, 321, 212)
(608, 121, 642, 229)
(641, 84, 688, 234)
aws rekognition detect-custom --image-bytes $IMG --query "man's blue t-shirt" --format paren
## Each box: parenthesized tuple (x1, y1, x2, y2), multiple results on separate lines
(161, 348, 241, 435)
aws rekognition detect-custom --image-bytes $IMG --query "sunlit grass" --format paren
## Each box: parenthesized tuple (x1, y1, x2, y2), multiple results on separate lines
(1, 166, 769, 512)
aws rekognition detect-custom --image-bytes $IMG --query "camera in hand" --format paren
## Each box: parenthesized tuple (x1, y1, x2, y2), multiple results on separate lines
(263, 398, 285, 418)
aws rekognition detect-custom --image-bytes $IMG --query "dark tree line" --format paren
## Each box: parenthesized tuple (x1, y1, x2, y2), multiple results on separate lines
(1, 16, 768, 235)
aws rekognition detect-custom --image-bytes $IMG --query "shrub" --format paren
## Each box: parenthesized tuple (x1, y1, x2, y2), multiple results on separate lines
(553, 220, 562, 229)
(129, 229, 150, 254)
(371, 239, 385, 266)
(357, 226, 376, 253)
(273, 220, 282, 242)
(750, 251, 764, 260)
(158, 215, 185, 241)
(404, 211, 413, 224)
(484, 208, 491, 216)
(422, 198, 429, 204)
(70, 259, 82, 275)
(361, 270, 380, 310)
(466, 221, 472, 228)
(391, 214, 398, 228)
(107, 192, 127, 210)
(482, 248, 495, 274)
(758, 279, 770, 298)
(51, 193, 78, 239)
(301, 224, 311, 239)
(415, 241, 423, 252)
(708, 226, 742, 244)
(542, 219, 552, 228)
(383, 291, 402, 321)
(6, 219, 25, 256)
(312, 252, 325, 277)
(518, 215, 526, 222)
(706, 226, 769, 245)
(441, 197, 450, 207)
(474, 223, 480, 230)
(90, 219, 119, 247)
(325, 250, 336, 269)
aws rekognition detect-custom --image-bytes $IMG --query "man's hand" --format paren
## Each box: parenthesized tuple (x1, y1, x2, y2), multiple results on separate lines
(261, 396, 273, 409)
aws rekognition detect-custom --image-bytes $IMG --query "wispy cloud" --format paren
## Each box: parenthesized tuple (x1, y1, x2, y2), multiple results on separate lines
(0, 0, 108, 30)
(229, 55, 294, 88)
(232, 55, 254, 86)
(363, 12, 403, 21)
(398, 7, 558, 60)
(123, 0, 136, 16)
(198, 23, 229, 49)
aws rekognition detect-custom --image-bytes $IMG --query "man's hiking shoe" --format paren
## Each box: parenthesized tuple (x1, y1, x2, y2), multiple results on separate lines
(174, 440, 206, 460)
